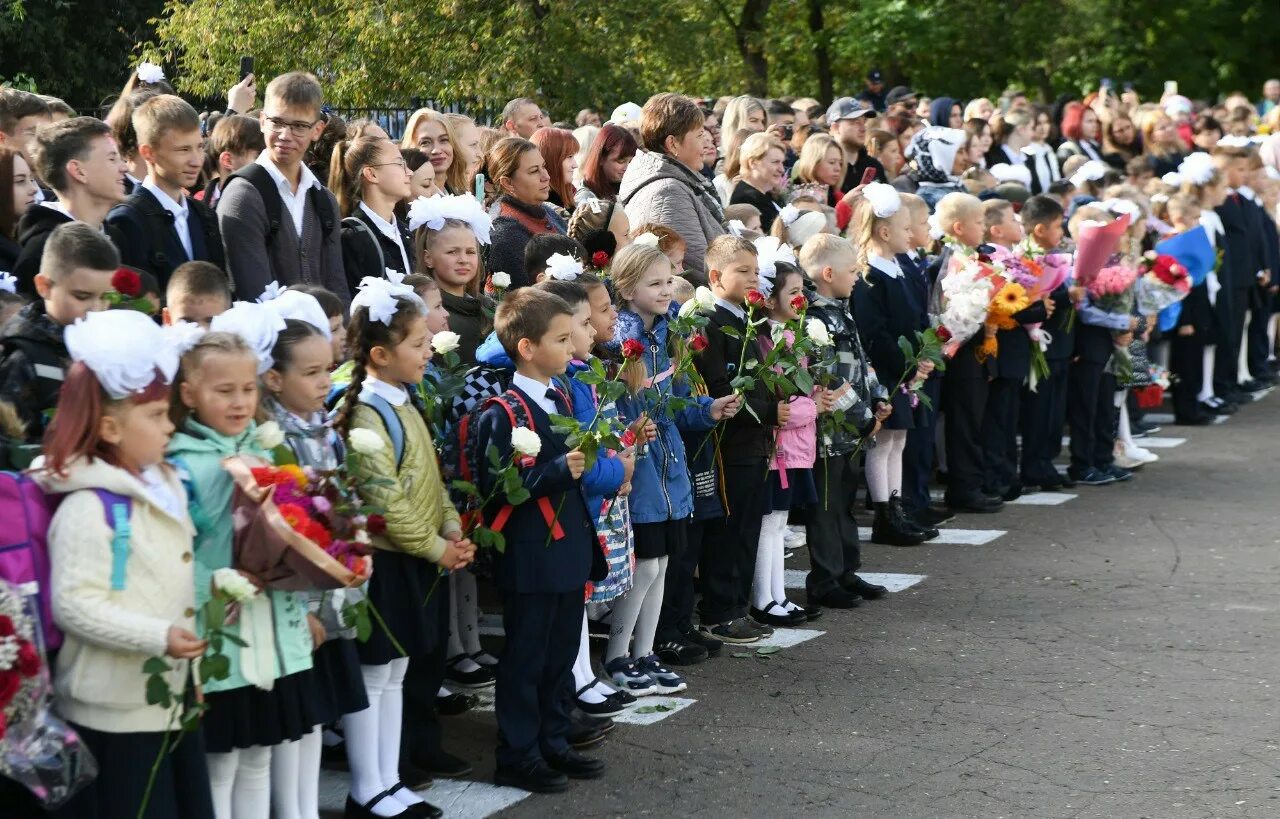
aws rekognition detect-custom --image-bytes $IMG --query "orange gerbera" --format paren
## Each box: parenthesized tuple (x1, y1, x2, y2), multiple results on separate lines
(976, 333, 999, 362)
(991, 282, 1030, 316)
(278, 464, 308, 489)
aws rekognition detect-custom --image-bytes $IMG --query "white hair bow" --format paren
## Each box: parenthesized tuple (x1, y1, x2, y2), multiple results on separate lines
(1177, 152, 1216, 186)
(406, 194, 494, 244)
(351, 276, 425, 328)
(210, 301, 288, 374)
(989, 163, 1032, 188)
(633, 232, 661, 248)
(1161, 171, 1183, 187)
(1102, 198, 1142, 219)
(66, 310, 180, 398)
(0, 272, 15, 294)
(727, 219, 747, 237)
(927, 212, 945, 241)
(135, 62, 166, 84)
(164, 321, 206, 358)
(261, 288, 332, 339)
(753, 235, 797, 297)
(862, 182, 901, 218)
(256, 280, 288, 303)
(779, 204, 801, 227)
(545, 253, 584, 281)
(1069, 159, 1109, 188)
(1217, 135, 1253, 148)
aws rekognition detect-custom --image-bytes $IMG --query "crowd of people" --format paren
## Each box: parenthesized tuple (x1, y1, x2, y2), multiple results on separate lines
(0, 60, 1278, 819)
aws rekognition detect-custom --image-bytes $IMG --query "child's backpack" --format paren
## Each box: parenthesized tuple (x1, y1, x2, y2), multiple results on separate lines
(0, 471, 134, 653)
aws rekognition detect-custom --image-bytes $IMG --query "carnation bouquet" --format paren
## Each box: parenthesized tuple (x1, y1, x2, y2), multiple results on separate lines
(1086, 262, 1139, 313)
(0, 581, 95, 808)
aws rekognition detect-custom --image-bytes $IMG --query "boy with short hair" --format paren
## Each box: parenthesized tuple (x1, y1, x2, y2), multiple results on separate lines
(1164, 194, 1216, 425)
(0, 88, 51, 156)
(1210, 145, 1265, 400)
(13, 117, 126, 291)
(107, 95, 225, 291)
(199, 114, 265, 206)
(1017, 195, 1077, 488)
(474, 288, 604, 793)
(0, 222, 119, 464)
(162, 259, 232, 327)
(693, 235, 778, 641)
(799, 234, 889, 607)
(218, 71, 348, 303)
(723, 203, 763, 236)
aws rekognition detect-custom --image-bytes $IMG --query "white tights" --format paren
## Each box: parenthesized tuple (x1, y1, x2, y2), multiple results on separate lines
(342, 658, 417, 817)
(269, 727, 322, 819)
(865, 429, 907, 502)
(752, 510, 796, 613)
(207, 745, 270, 819)
(606, 556, 667, 662)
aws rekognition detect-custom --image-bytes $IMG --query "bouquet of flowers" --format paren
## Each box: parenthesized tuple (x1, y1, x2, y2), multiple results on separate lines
(224, 451, 374, 592)
(0, 581, 96, 808)
(1072, 213, 1132, 290)
(1135, 251, 1192, 315)
(934, 252, 998, 358)
(1087, 261, 1139, 314)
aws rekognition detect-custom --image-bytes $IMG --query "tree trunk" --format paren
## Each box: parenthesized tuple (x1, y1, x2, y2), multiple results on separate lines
(735, 0, 772, 96)
(806, 0, 833, 103)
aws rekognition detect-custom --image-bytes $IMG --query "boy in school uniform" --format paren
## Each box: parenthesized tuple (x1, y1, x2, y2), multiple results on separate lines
(217, 71, 349, 303)
(161, 259, 232, 328)
(980, 199, 1048, 500)
(474, 288, 606, 793)
(1211, 145, 1267, 400)
(1017, 195, 1077, 489)
(692, 235, 776, 642)
(106, 95, 225, 291)
(197, 114, 264, 207)
(12, 117, 126, 293)
(0, 223, 119, 466)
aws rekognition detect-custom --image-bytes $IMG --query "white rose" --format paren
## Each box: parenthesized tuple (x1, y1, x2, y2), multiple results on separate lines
(678, 298, 698, 319)
(510, 427, 542, 458)
(212, 567, 258, 603)
(256, 420, 284, 450)
(431, 330, 461, 354)
(354, 528, 372, 545)
(694, 286, 717, 313)
(633, 232, 661, 249)
(348, 427, 386, 455)
(805, 318, 833, 347)
(491, 271, 511, 289)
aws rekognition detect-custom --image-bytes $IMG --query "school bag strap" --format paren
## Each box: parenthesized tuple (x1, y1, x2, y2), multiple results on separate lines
(224, 163, 337, 244)
(359, 391, 406, 469)
(342, 216, 386, 273)
(92, 490, 133, 591)
(122, 187, 174, 274)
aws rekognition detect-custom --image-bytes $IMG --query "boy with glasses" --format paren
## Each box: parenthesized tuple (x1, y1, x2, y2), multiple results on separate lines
(217, 71, 349, 303)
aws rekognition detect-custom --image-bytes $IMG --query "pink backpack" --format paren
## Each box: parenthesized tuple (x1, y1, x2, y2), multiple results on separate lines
(0, 471, 133, 653)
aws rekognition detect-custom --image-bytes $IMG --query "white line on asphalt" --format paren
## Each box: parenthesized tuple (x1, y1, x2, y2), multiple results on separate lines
(1139, 436, 1186, 448)
(1008, 492, 1077, 506)
(614, 696, 698, 725)
(859, 526, 1005, 545)
(318, 771, 530, 818)
(785, 569, 926, 592)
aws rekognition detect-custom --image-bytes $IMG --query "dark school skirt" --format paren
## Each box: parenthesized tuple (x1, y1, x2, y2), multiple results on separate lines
(203, 667, 332, 752)
(763, 468, 818, 513)
(632, 518, 688, 560)
(356, 549, 445, 665)
(312, 637, 369, 716)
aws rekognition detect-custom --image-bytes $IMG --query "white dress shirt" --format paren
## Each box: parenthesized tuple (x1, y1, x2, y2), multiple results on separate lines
(714, 297, 746, 320)
(512, 372, 558, 416)
(143, 179, 192, 260)
(358, 202, 412, 273)
(867, 253, 904, 279)
(256, 153, 321, 238)
(360, 375, 408, 406)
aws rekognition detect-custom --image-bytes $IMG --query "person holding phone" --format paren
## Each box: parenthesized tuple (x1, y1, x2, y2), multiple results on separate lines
(827, 97, 886, 194)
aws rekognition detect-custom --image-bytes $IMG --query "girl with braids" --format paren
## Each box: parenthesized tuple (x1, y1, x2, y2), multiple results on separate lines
(333, 135, 414, 296)
(337, 277, 474, 819)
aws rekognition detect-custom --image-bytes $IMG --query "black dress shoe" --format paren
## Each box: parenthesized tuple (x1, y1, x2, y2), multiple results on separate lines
(435, 691, 477, 716)
(445, 655, 496, 689)
(384, 783, 442, 818)
(749, 604, 807, 627)
(347, 789, 438, 819)
(545, 748, 606, 779)
(1238, 379, 1265, 393)
(494, 759, 570, 793)
(411, 748, 473, 778)
(808, 588, 862, 608)
(575, 683, 627, 717)
(398, 757, 433, 790)
(945, 493, 1003, 513)
(1001, 482, 1024, 502)
(847, 575, 888, 600)
(786, 600, 823, 620)
(568, 716, 611, 749)
(1174, 412, 1214, 426)
(916, 505, 956, 526)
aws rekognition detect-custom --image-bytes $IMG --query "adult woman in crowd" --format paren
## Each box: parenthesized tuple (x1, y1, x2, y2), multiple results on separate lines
(1101, 113, 1141, 170)
(1057, 101, 1104, 163)
(619, 93, 725, 283)
(530, 127, 580, 209)
(486, 137, 565, 289)
(580, 123, 639, 201)
(445, 112, 484, 192)
(964, 97, 995, 122)
(964, 118, 993, 168)
(0, 145, 37, 272)
(713, 128, 753, 206)
(571, 124, 599, 185)
(402, 107, 468, 195)
(720, 95, 766, 139)
(729, 133, 786, 232)
(1022, 105, 1062, 194)
(1141, 110, 1187, 176)
(792, 133, 846, 208)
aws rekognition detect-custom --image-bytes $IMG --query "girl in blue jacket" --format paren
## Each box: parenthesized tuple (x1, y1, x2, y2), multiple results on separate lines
(602, 244, 739, 696)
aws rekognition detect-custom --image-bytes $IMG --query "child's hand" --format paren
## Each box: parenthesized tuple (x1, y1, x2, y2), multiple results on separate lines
(872, 419, 883, 436)
(439, 538, 475, 570)
(915, 360, 935, 381)
(710, 394, 741, 420)
(629, 414, 657, 443)
(814, 387, 836, 414)
(874, 402, 893, 421)
(776, 400, 792, 425)
(566, 450, 586, 479)
(619, 446, 636, 484)
(617, 481, 632, 497)
(1068, 285, 1086, 303)
(1177, 325, 1195, 337)
(166, 626, 207, 660)
(307, 613, 326, 649)
(1128, 315, 1139, 331)
(1043, 295, 1056, 317)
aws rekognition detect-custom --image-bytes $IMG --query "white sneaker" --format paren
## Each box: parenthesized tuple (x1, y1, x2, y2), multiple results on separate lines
(1123, 444, 1158, 464)
(784, 526, 807, 548)
(1113, 452, 1145, 469)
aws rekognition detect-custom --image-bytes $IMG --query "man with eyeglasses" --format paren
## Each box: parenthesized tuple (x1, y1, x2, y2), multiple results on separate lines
(217, 71, 350, 304)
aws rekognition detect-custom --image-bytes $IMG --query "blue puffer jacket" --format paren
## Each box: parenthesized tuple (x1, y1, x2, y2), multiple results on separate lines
(475, 333, 624, 506)
(604, 306, 716, 524)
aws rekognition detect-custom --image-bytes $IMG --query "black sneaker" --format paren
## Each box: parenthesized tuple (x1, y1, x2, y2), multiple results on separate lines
(705, 618, 761, 644)
(681, 625, 723, 656)
(1104, 464, 1133, 482)
(655, 636, 710, 666)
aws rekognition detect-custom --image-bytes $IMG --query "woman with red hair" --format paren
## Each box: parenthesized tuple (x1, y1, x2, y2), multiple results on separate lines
(580, 123, 639, 200)
(1057, 101, 1104, 164)
(530, 127, 580, 209)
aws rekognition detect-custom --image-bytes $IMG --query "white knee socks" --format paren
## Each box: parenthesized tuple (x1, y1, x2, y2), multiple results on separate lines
(1199, 346, 1217, 402)
(752, 510, 791, 612)
(606, 556, 666, 662)
(207, 745, 271, 819)
(297, 728, 322, 819)
(343, 661, 415, 817)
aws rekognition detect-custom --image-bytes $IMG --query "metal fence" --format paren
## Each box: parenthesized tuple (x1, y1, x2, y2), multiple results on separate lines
(331, 99, 502, 141)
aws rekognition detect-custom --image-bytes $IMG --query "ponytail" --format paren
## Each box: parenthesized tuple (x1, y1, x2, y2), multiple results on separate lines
(329, 135, 387, 218)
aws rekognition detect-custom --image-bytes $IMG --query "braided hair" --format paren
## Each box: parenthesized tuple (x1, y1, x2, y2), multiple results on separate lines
(334, 295, 425, 437)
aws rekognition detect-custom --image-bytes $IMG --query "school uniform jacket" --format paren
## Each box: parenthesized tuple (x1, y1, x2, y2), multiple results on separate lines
(106, 187, 225, 290)
(1021, 144, 1061, 195)
(694, 304, 779, 465)
(1215, 193, 1264, 290)
(853, 256, 927, 387)
(339, 205, 414, 296)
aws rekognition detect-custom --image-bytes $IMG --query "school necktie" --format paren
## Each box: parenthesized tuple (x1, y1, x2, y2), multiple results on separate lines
(546, 388, 568, 415)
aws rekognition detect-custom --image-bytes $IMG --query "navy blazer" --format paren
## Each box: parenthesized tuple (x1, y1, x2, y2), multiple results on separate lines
(1215, 194, 1261, 290)
(107, 187, 225, 290)
(474, 384, 605, 594)
(693, 304, 778, 465)
(1042, 284, 1076, 361)
(853, 259, 927, 386)
(992, 301, 1049, 379)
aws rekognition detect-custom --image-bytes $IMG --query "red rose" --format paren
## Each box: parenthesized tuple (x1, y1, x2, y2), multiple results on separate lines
(936, 326, 953, 342)
(0, 616, 13, 637)
(0, 670, 20, 709)
(621, 339, 645, 360)
(366, 514, 387, 536)
(745, 289, 767, 309)
(111, 267, 143, 298)
(689, 333, 708, 352)
(15, 641, 38, 677)
(591, 250, 610, 268)
(790, 294, 807, 313)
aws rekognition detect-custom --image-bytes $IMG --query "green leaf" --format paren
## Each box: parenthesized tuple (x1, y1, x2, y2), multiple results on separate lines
(897, 335, 916, 364)
(756, 645, 781, 655)
(145, 674, 172, 708)
(199, 652, 231, 682)
(217, 629, 248, 648)
(731, 651, 754, 659)
(632, 703, 676, 714)
(507, 487, 531, 506)
(450, 480, 480, 497)
(793, 369, 814, 395)
(574, 369, 603, 385)
(720, 325, 742, 340)
(204, 596, 227, 631)
(142, 657, 171, 675)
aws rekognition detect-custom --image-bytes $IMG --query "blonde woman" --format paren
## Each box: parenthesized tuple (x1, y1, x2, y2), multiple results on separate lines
(401, 108, 469, 194)
(729, 133, 786, 231)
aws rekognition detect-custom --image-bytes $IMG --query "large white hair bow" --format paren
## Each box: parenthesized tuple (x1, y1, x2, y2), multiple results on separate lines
(407, 194, 493, 245)
(210, 301, 288, 374)
(65, 310, 180, 399)
(350, 275, 425, 328)
(135, 61, 166, 84)
(862, 182, 902, 218)
(753, 235, 797, 297)
(260, 286, 332, 339)
(545, 253, 584, 281)
(1177, 152, 1216, 186)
